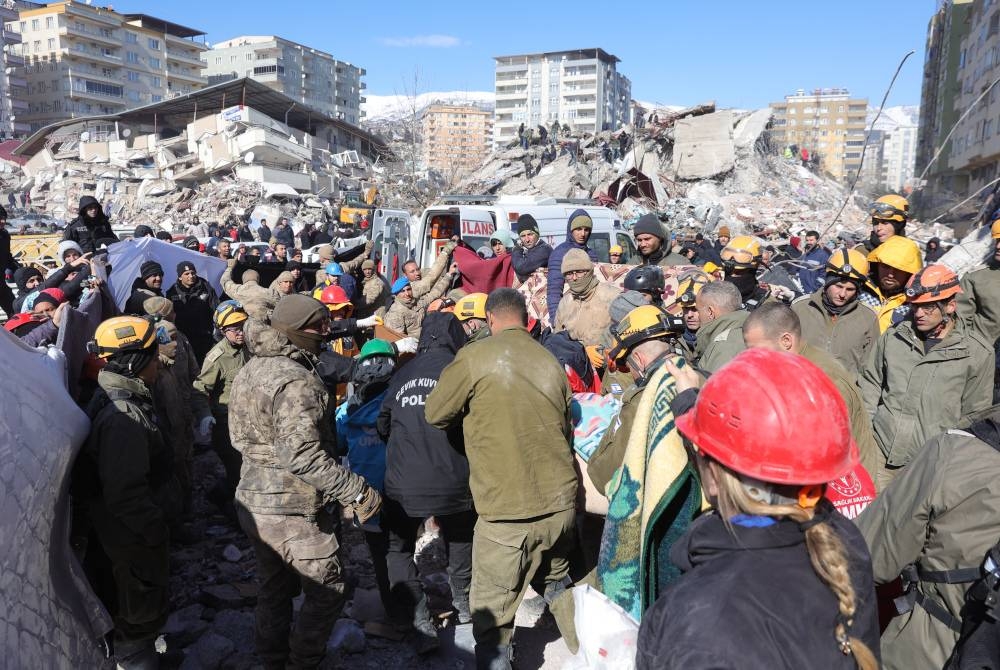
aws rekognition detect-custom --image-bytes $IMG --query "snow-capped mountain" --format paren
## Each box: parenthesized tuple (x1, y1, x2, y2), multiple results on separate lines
(869, 105, 919, 131)
(362, 91, 495, 122)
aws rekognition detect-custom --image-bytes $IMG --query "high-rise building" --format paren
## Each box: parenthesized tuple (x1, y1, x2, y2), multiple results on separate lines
(768, 88, 869, 182)
(202, 36, 366, 125)
(9, 1, 207, 133)
(0, 0, 26, 138)
(881, 123, 918, 193)
(492, 48, 630, 147)
(421, 103, 492, 178)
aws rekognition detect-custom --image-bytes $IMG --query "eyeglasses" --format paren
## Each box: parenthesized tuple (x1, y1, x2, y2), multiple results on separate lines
(564, 269, 588, 279)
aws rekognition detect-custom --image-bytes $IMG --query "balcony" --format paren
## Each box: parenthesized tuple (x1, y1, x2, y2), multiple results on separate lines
(166, 67, 204, 84)
(63, 46, 121, 64)
(10, 97, 26, 111)
(69, 87, 126, 104)
(164, 32, 209, 49)
(166, 48, 204, 67)
(5, 51, 23, 67)
(60, 25, 118, 46)
(2, 28, 18, 44)
(7, 74, 25, 88)
(66, 5, 121, 27)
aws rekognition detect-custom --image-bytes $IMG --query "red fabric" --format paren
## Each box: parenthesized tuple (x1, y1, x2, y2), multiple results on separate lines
(824, 463, 876, 520)
(453, 246, 515, 293)
(565, 365, 601, 394)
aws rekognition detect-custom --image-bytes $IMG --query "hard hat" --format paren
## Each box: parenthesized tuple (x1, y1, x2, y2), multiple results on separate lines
(869, 194, 909, 223)
(89, 315, 158, 359)
(676, 270, 712, 306)
(324, 262, 343, 277)
(391, 277, 411, 295)
(607, 305, 685, 361)
(904, 264, 962, 304)
(455, 292, 487, 321)
(676, 348, 859, 485)
(867, 235, 923, 275)
(825, 248, 869, 283)
(3, 312, 43, 333)
(703, 261, 721, 275)
(991, 218, 1000, 239)
(720, 235, 762, 270)
(359, 338, 396, 361)
(213, 300, 248, 330)
(609, 245, 624, 255)
(319, 284, 351, 308)
(623, 265, 665, 294)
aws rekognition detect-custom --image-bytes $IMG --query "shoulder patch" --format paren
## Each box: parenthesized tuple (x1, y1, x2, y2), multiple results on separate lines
(203, 347, 223, 364)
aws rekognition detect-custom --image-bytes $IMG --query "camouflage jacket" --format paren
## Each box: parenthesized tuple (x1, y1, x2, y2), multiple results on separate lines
(355, 274, 390, 319)
(193, 337, 249, 420)
(384, 271, 450, 337)
(229, 318, 369, 516)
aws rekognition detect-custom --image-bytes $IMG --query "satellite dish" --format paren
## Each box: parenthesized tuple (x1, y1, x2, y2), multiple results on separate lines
(121, 128, 132, 138)
(243, 152, 255, 165)
(80, 131, 90, 142)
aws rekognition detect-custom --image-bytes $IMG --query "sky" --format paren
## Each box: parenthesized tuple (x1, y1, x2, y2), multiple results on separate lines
(111, 0, 933, 109)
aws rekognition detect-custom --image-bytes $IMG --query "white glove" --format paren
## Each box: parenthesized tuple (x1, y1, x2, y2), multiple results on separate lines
(356, 315, 379, 328)
(198, 416, 216, 436)
(771, 285, 796, 302)
(394, 337, 419, 354)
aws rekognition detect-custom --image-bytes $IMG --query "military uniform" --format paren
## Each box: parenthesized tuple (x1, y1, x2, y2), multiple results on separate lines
(793, 289, 880, 379)
(194, 337, 249, 496)
(384, 272, 451, 337)
(229, 318, 373, 669)
(692, 310, 747, 374)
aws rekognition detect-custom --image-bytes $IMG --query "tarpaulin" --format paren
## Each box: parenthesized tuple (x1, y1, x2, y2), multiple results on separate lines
(453, 246, 514, 293)
(107, 237, 226, 311)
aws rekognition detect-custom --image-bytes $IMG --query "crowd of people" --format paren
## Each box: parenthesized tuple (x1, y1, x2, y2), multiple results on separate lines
(7, 189, 1000, 670)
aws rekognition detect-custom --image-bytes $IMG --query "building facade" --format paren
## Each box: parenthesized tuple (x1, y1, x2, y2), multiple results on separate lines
(202, 36, 366, 125)
(881, 123, 918, 192)
(0, 0, 26, 138)
(421, 103, 492, 179)
(492, 48, 630, 147)
(8, 1, 207, 133)
(769, 88, 868, 182)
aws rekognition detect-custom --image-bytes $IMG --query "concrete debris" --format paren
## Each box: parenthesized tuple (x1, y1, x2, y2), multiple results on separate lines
(673, 110, 736, 180)
(327, 619, 367, 654)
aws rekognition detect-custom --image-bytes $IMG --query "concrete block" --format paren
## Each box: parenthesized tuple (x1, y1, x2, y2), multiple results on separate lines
(672, 111, 735, 180)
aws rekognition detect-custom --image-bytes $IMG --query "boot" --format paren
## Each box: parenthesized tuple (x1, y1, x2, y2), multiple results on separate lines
(452, 595, 471, 625)
(475, 643, 513, 670)
(115, 640, 160, 670)
(410, 595, 440, 655)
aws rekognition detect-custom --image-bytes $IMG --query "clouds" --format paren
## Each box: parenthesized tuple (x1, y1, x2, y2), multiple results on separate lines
(378, 34, 461, 48)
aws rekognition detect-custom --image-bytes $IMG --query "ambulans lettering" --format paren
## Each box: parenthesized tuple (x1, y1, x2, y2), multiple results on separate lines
(461, 220, 495, 237)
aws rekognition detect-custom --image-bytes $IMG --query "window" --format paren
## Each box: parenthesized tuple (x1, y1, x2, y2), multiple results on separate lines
(47, 38, 54, 50)
(127, 70, 139, 81)
(18, 21, 24, 33)
(150, 76, 160, 88)
(151, 94, 162, 102)
(148, 57, 160, 69)
(84, 80, 123, 98)
(126, 32, 137, 44)
(215, 57, 221, 64)
(148, 38, 160, 50)
(32, 40, 40, 52)
(30, 19, 39, 31)
(126, 51, 138, 64)
(246, 53, 252, 61)
(45, 16, 53, 29)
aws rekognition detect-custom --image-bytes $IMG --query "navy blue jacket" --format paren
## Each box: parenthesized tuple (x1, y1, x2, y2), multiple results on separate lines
(798, 246, 831, 294)
(512, 240, 552, 282)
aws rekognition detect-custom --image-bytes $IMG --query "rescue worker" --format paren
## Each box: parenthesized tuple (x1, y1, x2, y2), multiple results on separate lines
(623, 265, 665, 307)
(632, 213, 688, 267)
(221, 262, 280, 316)
(637, 349, 879, 670)
(403, 240, 456, 299)
(719, 235, 774, 310)
(861, 233, 924, 333)
(792, 248, 880, 378)
(454, 292, 490, 342)
(384, 265, 454, 338)
(608, 245, 624, 264)
(959, 218, 1000, 342)
(229, 294, 382, 669)
(692, 280, 747, 374)
(857, 405, 1000, 670)
(743, 302, 880, 484)
(425, 288, 578, 670)
(166, 261, 219, 362)
(547, 209, 598, 323)
(355, 259, 390, 320)
(674, 270, 712, 360)
(868, 193, 910, 251)
(553, 248, 621, 353)
(861, 264, 995, 487)
(124, 260, 165, 316)
(63, 195, 118, 253)
(76, 315, 180, 668)
(511, 214, 552, 283)
(193, 301, 249, 506)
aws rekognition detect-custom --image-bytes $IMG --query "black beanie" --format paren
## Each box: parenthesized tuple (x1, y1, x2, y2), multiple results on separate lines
(155, 231, 172, 241)
(176, 261, 196, 277)
(632, 214, 666, 240)
(134, 224, 154, 238)
(516, 214, 539, 235)
(140, 260, 164, 279)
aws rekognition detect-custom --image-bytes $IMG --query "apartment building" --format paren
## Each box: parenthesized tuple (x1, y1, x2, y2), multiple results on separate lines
(202, 36, 366, 125)
(768, 88, 868, 182)
(8, 1, 207, 132)
(492, 48, 630, 147)
(421, 103, 492, 177)
(0, 0, 26, 138)
(881, 123, 918, 192)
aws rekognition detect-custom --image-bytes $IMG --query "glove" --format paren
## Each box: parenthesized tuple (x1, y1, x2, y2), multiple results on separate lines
(356, 315, 379, 328)
(352, 486, 383, 525)
(394, 336, 418, 354)
(771, 285, 796, 303)
(585, 344, 606, 370)
(198, 416, 216, 437)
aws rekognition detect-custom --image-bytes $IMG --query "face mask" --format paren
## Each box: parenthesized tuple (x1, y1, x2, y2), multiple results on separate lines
(278, 326, 324, 355)
(568, 271, 597, 296)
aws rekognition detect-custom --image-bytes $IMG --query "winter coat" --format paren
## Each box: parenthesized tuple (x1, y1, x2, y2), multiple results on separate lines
(152, 350, 195, 494)
(256, 223, 271, 243)
(924, 238, 946, 263)
(793, 289, 880, 378)
(512, 240, 552, 282)
(377, 313, 472, 517)
(861, 321, 994, 482)
(553, 279, 621, 347)
(166, 276, 219, 361)
(857, 419, 1000, 670)
(384, 271, 450, 338)
(692, 310, 747, 374)
(228, 318, 370, 516)
(355, 274, 390, 319)
(636, 506, 880, 669)
(546, 229, 598, 322)
(274, 224, 295, 249)
(798, 246, 831, 294)
(0, 225, 16, 273)
(640, 244, 688, 268)
(124, 277, 162, 316)
(425, 325, 577, 521)
(193, 338, 248, 419)
(411, 241, 454, 299)
(63, 196, 117, 254)
(336, 391, 388, 492)
(958, 262, 1000, 343)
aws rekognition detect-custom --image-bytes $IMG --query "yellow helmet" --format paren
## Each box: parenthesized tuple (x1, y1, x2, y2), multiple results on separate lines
(455, 292, 488, 321)
(608, 305, 684, 361)
(867, 235, 923, 276)
(214, 300, 248, 330)
(720, 235, 762, 270)
(870, 194, 909, 223)
(991, 218, 1000, 239)
(89, 315, 159, 358)
(676, 270, 712, 306)
(825, 248, 869, 283)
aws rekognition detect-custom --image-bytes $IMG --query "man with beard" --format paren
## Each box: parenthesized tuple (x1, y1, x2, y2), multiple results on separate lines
(63, 195, 118, 253)
(125, 260, 164, 315)
(511, 214, 552, 283)
(860, 234, 924, 333)
(631, 213, 688, 267)
(166, 261, 219, 362)
(797, 229, 831, 294)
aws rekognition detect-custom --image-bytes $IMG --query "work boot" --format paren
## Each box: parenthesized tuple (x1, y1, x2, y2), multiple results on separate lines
(115, 640, 160, 670)
(474, 643, 513, 670)
(452, 595, 471, 625)
(410, 595, 440, 655)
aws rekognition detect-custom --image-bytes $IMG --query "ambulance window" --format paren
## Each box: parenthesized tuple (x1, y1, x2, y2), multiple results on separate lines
(428, 214, 456, 239)
(589, 233, 610, 262)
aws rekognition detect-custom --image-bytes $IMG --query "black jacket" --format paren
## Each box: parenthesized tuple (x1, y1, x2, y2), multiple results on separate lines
(166, 276, 219, 361)
(512, 240, 553, 282)
(377, 312, 473, 517)
(125, 277, 161, 316)
(636, 504, 880, 669)
(63, 196, 118, 254)
(275, 224, 295, 249)
(0, 226, 16, 272)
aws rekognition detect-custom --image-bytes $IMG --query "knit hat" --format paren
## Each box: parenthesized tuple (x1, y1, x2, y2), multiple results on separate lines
(271, 294, 328, 354)
(490, 228, 514, 249)
(391, 277, 411, 295)
(58, 239, 84, 261)
(718, 226, 731, 238)
(318, 245, 336, 263)
(516, 214, 540, 235)
(561, 248, 594, 274)
(632, 214, 666, 240)
(134, 224, 154, 238)
(176, 261, 196, 277)
(361, 259, 375, 270)
(140, 260, 164, 279)
(243, 269, 260, 284)
(34, 287, 66, 308)
(567, 209, 593, 232)
(182, 236, 200, 250)
(143, 296, 173, 317)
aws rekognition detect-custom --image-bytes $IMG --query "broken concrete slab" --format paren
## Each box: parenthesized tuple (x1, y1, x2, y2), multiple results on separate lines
(672, 111, 736, 180)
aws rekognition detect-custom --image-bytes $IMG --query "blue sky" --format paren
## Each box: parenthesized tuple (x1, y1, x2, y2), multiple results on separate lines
(113, 0, 932, 108)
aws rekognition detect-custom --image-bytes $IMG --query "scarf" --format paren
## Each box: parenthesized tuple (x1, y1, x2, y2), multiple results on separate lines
(568, 271, 599, 298)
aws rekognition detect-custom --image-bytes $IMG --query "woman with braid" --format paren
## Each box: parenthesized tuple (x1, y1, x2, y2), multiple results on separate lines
(636, 349, 880, 669)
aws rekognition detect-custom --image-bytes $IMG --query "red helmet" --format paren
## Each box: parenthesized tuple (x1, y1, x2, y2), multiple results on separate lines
(319, 284, 353, 314)
(4, 312, 43, 333)
(676, 349, 859, 485)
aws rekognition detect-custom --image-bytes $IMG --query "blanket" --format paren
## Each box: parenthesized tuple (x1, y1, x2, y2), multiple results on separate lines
(453, 246, 514, 293)
(596, 357, 704, 620)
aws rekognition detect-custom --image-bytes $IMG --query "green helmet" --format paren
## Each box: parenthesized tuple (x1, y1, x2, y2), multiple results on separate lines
(359, 338, 396, 361)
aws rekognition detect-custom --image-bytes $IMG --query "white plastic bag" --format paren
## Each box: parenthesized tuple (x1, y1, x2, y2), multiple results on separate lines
(562, 584, 639, 669)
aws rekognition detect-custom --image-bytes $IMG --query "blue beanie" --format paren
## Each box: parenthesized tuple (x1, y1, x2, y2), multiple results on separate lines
(391, 277, 410, 294)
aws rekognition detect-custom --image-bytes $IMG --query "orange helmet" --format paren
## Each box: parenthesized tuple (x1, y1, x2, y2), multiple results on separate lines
(904, 264, 962, 304)
(991, 218, 1000, 240)
(319, 284, 353, 315)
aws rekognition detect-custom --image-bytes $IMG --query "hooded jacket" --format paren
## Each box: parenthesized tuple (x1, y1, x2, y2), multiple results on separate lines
(636, 506, 880, 669)
(924, 237, 945, 263)
(546, 222, 598, 322)
(377, 313, 473, 517)
(63, 196, 118, 254)
(793, 288, 880, 378)
(166, 275, 219, 361)
(336, 388, 388, 492)
(553, 277, 621, 348)
(125, 277, 162, 316)
(229, 318, 371, 516)
(512, 239, 553, 282)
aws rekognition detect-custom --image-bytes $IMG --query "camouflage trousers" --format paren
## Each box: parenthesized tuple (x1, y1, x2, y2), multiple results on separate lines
(237, 507, 346, 670)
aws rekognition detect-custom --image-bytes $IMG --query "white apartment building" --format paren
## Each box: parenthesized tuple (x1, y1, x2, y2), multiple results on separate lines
(493, 48, 631, 147)
(881, 124, 917, 192)
(9, 1, 207, 132)
(202, 36, 366, 125)
(0, 0, 26, 138)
